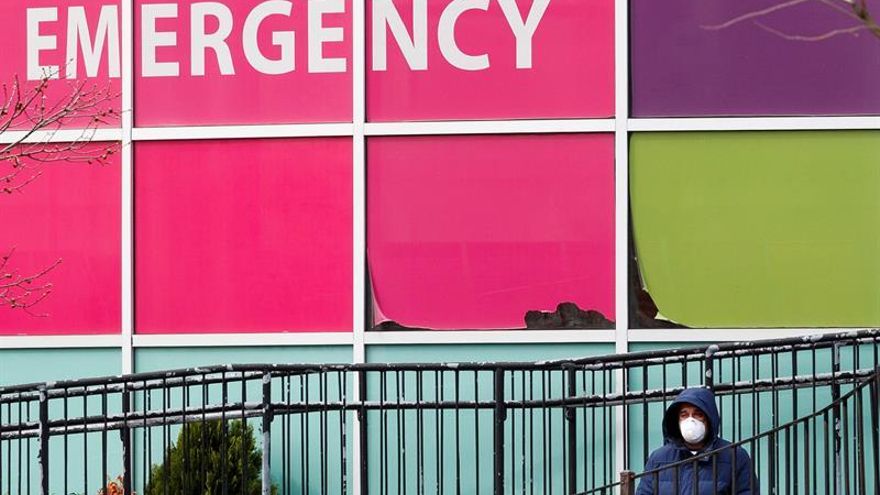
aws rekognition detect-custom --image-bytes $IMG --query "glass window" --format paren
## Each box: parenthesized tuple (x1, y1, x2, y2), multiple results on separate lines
(368, 133, 615, 330)
(0, 144, 121, 334)
(135, 137, 353, 333)
(630, 131, 880, 328)
(631, 0, 880, 117)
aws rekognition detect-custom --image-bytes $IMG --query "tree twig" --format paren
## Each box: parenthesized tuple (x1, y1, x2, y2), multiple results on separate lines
(0, 248, 62, 317)
(702, 0, 880, 42)
(1, 72, 118, 316)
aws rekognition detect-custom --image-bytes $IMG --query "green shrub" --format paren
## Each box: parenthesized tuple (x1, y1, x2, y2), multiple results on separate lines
(145, 419, 277, 495)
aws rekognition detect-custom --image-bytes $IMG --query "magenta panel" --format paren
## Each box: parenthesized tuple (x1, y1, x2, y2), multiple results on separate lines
(0, 146, 121, 335)
(366, 0, 614, 121)
(135, 138, 353, 333)
(367, 134, 615, 330)
(2, 0, 121, 129)
(134, 0, 352, 126)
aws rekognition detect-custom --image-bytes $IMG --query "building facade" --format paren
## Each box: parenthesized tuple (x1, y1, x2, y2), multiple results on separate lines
(0, 0, 878, 489)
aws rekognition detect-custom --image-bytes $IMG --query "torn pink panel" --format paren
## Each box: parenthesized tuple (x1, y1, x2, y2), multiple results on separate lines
(135, 138, 353, 333)
(0, 146, 121, 334)
(370, 275, 392, 326)
(368, 134, 615, 330)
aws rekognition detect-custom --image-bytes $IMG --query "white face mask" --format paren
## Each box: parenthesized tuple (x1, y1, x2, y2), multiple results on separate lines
(680, 417, 707, 444)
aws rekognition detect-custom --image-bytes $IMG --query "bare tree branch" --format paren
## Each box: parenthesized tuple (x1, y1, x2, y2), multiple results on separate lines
(701, 0, 813, 31)
(1, 72, 119, 316)
(703, 0, 880, 42)
(755, 20, 870, 40)
(0, 72, 119, 196)
(817, 0, 864, 21)
(0, 248, 62, 317)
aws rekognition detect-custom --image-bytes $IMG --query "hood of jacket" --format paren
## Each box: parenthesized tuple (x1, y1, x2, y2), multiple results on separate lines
(661, 387, 720, 449)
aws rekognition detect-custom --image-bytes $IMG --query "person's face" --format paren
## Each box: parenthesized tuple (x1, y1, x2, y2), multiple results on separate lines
(678, 404, 706, 425)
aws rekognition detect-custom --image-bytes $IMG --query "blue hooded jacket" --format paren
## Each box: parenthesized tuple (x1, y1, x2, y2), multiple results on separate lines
(635, 387, 758, 494)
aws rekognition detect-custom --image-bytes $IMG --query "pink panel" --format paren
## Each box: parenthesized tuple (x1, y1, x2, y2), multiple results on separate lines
(0, 0, 121, 129)
(135, 138, 352, 333)
(368, 134, 615, 330)
(366, 0, 614, 121)
(135, 0, 352, 126)
(0, 146, 121, 335)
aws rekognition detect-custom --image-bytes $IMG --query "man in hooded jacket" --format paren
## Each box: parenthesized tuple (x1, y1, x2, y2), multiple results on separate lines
(636, 387, 758, 494)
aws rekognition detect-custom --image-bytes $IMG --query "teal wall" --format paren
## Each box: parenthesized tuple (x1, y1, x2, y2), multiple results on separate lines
(134, 345, 353, 371)
(134, 346, 353, 495)
(0, 348, 120, 386)
(365, 342, 614, 363)
(0, 348, 121, 495)
(365, 343, 615, 494)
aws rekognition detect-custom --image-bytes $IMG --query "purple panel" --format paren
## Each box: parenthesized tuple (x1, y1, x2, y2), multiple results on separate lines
(631, 0, 880, 117)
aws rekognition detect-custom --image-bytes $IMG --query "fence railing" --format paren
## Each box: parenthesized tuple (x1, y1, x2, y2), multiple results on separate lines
(0, 329, 878, 494)
(594, 363, 880, 494)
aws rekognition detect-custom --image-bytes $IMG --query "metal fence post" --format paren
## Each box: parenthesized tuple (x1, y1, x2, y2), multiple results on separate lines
(566, 366, 577, 495)
(619, 470, 635, 495)
(832, 343, 842, 495)
(262, 372, 273, 495)
(38, 387, 49, 495)
(705, 344, 719, 390)
(359, 369, 369, 495)
(121, 385, 132, 495)
(493, 368, 507, 495)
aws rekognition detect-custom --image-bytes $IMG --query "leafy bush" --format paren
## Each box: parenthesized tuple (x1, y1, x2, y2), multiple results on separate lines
(145, 419, 277, 495)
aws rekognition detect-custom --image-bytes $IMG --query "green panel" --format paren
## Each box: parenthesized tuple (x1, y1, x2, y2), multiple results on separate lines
(135, 345, 352, 371)
(0, 348, 121, 387)
(628, 342, 710, 353)
(630, 131, 880, 327)
(366, 343, 615, 364)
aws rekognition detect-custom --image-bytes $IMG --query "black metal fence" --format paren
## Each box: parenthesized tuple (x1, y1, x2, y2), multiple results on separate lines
(607, 356, 880, 494)
(0, 330, 878, 494)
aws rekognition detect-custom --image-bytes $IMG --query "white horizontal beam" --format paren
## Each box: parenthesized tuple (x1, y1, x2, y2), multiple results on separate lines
(628, 328, 863, 343)
(629, 117, 880, 132)
(1, 329, 867, 350)
(132, 123, 354, 141)
(7, 117, 874, 145)
(364, 330, 617, 345)
(0, 335, 123, 349)
(132, 332, 355, 348)
(365, 119, 615, 136)
(0, 128, 122, 144)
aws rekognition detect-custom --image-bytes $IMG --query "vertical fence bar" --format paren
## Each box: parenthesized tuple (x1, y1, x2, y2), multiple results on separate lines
(832, 343, 842, 495)
(38, 387, 49, 495)
(704, 345, 717, 390)
(358, 370, 369, 495)
(122, 385, 133, 495)
(493, 368, 506, 495)
(262, 372, 273, 495)
(566, 366, 577, 495)
(870, 370, 880, 493)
